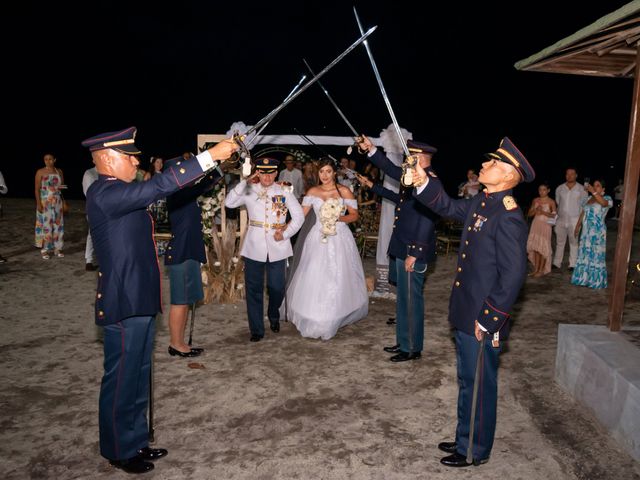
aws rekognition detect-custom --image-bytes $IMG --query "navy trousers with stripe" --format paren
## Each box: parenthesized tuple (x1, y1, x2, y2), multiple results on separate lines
(243, 257, 286, 337)
(100, 316, 155, 460)
(454, 329, 501, 461)
(394, 257, 427, 353)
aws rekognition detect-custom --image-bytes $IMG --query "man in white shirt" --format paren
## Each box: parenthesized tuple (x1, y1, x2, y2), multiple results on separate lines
(277, 155, 304, 200)
(225, 158, 304, 341)
(461, 170, 481, 198)
(337, 157, 356, 190)
(82, 163, 100, 271)
(553, 168, 588, 271)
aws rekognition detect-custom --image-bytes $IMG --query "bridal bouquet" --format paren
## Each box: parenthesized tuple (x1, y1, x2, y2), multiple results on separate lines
(319, 198, 343, 243)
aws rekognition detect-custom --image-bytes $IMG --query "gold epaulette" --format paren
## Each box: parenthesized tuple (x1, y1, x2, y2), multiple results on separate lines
(503, 195, 517, 211)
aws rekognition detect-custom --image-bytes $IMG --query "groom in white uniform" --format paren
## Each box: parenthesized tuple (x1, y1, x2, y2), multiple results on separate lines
(225, 158, 304, 342)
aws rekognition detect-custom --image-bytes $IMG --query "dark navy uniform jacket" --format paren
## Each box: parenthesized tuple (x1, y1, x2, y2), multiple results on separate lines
(87, 156, 208, 326)
(370, 149, 438, 263)
(164, 161, 222, 266)
(414, 168, 527, 339)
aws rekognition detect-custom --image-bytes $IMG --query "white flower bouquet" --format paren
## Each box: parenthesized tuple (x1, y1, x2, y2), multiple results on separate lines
(319, 198, 343, 243)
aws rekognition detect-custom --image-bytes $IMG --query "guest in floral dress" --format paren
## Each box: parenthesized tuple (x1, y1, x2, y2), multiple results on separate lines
(571, 179, 612, 289)
(526, 183, 556, 277)
(34, 153, 64, 259)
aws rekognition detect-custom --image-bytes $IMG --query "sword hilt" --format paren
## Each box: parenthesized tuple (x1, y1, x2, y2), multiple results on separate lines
(232, 132, 251, 159)
(353, 135, 368, 155)
(401, 154, 420, 186)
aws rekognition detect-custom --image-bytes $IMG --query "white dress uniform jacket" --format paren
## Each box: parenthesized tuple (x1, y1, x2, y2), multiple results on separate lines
(225, 179, 304, 262)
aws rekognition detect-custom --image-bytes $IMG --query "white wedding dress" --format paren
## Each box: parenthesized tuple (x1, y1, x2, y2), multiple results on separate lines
(284, 196, 368, 340)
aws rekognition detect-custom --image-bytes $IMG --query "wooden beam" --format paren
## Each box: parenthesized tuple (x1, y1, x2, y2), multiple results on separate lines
(610, 48, 638, 55)
(601, 16, 640, 33)
(589, 30, 637, 55)
(596, 40, 637, 56)
(608, 48, 640, 331)
(620, 61, 637, 77)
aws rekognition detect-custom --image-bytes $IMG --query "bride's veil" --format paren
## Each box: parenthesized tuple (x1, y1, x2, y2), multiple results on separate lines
(285, 208, 315, 291)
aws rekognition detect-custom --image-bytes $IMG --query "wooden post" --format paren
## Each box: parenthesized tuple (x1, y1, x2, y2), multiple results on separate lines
(608, 49, 640, 331)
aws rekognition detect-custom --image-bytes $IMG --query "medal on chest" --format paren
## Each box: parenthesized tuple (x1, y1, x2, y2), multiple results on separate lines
(271, 194, 287, 222)
(473, 214, 488, 232)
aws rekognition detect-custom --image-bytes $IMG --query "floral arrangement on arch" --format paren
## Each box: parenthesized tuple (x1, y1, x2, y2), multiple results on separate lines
(199, 183, 225, 247)
(198, 184, 245, 304)
(319, 198, 344, 243)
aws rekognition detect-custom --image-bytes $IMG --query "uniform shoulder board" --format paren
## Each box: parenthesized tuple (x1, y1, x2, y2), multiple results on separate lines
(503, 195, 518, 211)
(428, 170, 438, 178)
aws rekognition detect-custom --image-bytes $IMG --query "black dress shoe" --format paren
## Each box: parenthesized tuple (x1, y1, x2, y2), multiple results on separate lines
(137, 447, 168, 461)
(270, 321, 280, 333)
(110, 456, 154, 474)
(250, 334, 263, 342)
(168, 346, 201, 357)
(440, 452, 488, 467)
(383, 344, 401, 353)
(390, 352, 421, 362)
(438, 441, 458, 453)
(190, 347, 205, 354)
(386, 317, 396, 325)
(85, 262, 98, 271)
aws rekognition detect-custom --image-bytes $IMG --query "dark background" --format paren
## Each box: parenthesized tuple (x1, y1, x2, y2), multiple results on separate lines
(3, 0, 633, 202)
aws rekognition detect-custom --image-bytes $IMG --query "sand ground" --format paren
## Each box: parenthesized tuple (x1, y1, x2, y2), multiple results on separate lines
(1, 197, 639, 480)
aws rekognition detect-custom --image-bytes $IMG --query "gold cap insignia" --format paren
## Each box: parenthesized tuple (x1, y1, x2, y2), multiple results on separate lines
(503, 195, 517, 211)
(263, 159, 269, 164)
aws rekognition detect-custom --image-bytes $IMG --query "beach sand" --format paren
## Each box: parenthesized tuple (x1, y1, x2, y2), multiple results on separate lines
(0, 197, 639, 479)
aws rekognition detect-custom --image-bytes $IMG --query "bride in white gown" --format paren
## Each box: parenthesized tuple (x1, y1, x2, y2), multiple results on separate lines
(284, 159, 369, 340)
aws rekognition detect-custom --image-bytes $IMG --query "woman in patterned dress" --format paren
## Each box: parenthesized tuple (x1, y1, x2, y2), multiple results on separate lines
(571, 179, 612, 289)
(34, 153, 64, 259)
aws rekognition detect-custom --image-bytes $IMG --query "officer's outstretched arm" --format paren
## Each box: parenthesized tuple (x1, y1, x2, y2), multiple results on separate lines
(413, 165, 470, 223)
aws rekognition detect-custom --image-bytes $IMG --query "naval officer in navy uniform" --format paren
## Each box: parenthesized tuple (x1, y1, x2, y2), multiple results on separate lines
(164, 157, 223, 358)
(412, 137, 534, 467)
(83, 127, 237, 474)
(225, 158, 304, 342)
(357, 136, 439, 362)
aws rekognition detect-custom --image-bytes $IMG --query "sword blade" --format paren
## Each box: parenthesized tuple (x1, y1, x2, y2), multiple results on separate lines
(303, 58, 359, 137)
(353, 7, 410, 157)
(245, 26, 378, 137)
(467, 335, 485, 464)
(247, 74, 307, 148)
(188, 302, 196, 346)
(293, 128, 339, 163)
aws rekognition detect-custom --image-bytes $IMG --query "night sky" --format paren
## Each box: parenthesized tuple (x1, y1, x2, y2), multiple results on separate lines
(4, 0, 633, 201)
